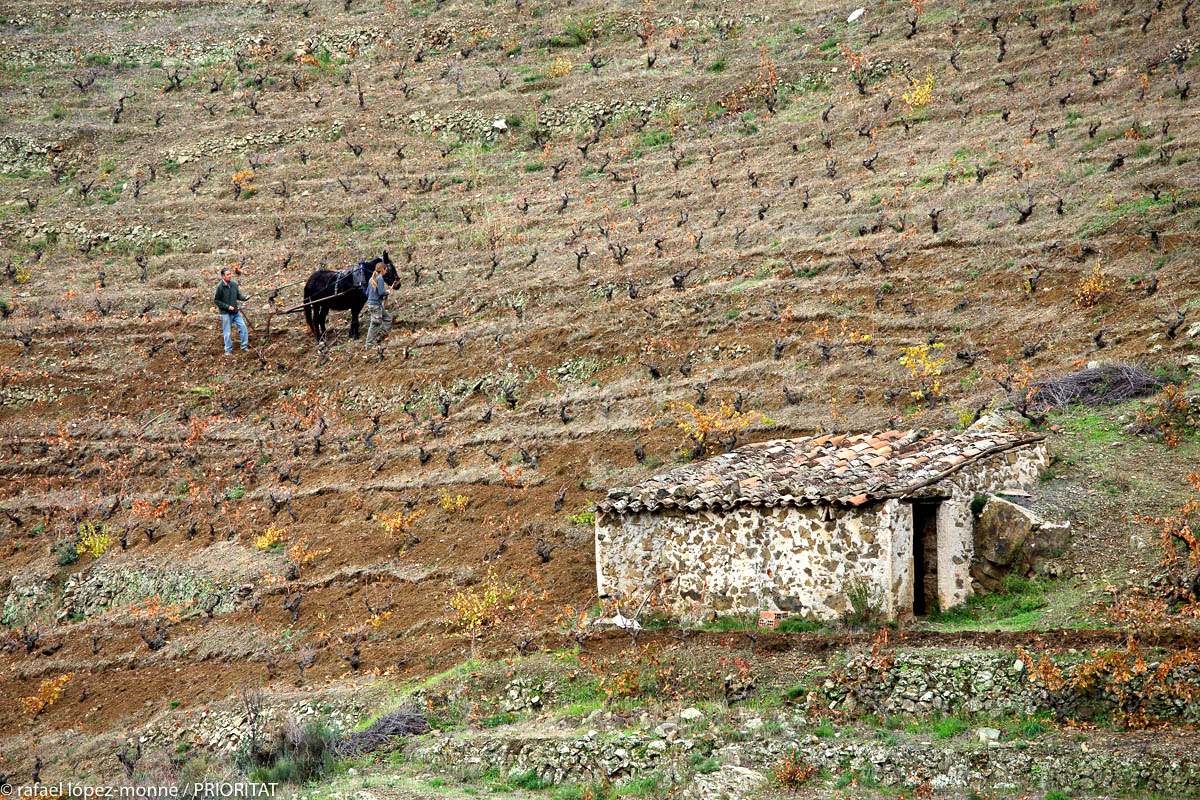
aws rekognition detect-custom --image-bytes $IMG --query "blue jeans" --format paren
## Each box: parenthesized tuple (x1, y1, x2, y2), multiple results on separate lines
(221, 311, 248, 353)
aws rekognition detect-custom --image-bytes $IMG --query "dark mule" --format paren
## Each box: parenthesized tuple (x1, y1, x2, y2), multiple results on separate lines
(303, 252, 400, 341)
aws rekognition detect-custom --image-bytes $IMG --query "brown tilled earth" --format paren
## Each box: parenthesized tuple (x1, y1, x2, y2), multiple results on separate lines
(1, 0, 1199, 787)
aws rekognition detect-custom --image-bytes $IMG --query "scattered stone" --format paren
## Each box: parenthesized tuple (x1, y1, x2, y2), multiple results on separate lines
(654, 722, 680, 739)
(686, 766, 766, 800)
(977, 727, 1001, 744)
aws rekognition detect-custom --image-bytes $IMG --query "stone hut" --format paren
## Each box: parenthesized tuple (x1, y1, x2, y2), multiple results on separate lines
(594, 428, 1048, 623)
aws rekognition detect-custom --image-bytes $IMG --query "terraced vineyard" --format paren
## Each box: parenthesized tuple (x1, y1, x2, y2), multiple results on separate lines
(2, 0, 1200, 796)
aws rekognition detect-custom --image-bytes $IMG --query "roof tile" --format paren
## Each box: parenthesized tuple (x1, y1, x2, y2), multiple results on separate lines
(595, 428, 1043, 514)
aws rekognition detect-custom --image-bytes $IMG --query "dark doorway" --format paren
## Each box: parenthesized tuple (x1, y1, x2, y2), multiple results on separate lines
(911, 502, 940, 616)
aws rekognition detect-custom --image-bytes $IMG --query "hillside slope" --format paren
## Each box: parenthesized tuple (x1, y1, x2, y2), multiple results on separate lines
(2, 0, 1200, 787)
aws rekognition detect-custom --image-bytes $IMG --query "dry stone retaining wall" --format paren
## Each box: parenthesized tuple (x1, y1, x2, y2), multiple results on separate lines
(813, 649, 1200, 724)
(416, 725, 1200, 797)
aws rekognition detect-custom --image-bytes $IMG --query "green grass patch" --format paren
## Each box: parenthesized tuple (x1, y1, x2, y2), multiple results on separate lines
(1057, 410, 1123, 444)
(510, 769, 551, 790)
(615, 773, 662, 796)
(554, 785, 612, 800)
(929, 716, 970, 739)
(638, 129, 672, 148)
(931, 574, 1051, 628)
(1078, 195, 1171, 236)
(548, 16, 594, 48)
(701, 614, 757, 632)
(479, 711, 517, 728)
(776, 617, 826, 633)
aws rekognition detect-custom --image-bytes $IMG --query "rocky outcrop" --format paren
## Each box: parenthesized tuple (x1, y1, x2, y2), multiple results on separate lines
(972, 496, 1070, 590)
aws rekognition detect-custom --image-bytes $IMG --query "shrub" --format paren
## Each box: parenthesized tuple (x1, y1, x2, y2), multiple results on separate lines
(899, 342, 947, 404)
(447, 569, 518, 656)
(566, 509, 595, 526)
(842, 576, 885, 629)
(546, 56, 574, 78)
(577, 644, 705, 704)
(902, 68, 936, 111)
(18, 673, 71, 716)
(719, 53, 782, 113)
(229, 170, 256, 199)
(549, 16, 594, 48)
(78, 523, 112, 558)
(254, 526, 287, 551)
(1074, 265, 1116, 308)
(773, 748, 816, 791)
(1140, 471, 1200, 578)
(379, 509, 425, 550)
(286, 538, 330, 571)
(1137, 384, 1199, 446)
(252, 718, 337, 785)
(438, 491, 468, 512)
(52, 539, 78, 566)
(663, 400, 766, 458)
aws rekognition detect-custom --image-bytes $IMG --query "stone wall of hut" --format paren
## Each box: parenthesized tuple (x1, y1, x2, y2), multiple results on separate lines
(594, 443, 1048, 622)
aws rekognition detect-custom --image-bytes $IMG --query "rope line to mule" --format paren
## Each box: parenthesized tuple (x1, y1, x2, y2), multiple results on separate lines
(270, 285, 363, 315)
(266, 264, 371, 314)
(262, 283, 367, 336)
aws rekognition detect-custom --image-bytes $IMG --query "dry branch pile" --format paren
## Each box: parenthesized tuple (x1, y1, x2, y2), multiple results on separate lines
(1030, 364, 1166, 409)
(333, 709, 430, 756)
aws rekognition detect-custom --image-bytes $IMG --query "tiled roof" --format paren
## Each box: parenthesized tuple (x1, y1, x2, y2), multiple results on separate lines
(595, 429, 1043, 515)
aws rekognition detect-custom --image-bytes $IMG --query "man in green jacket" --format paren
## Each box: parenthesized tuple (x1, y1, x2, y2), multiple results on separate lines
(214, 267, 249, 355)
